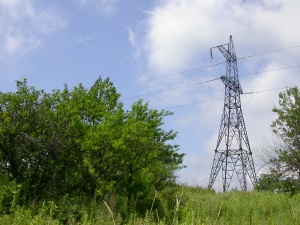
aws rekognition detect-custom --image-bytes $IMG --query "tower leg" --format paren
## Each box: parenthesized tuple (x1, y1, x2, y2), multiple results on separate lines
(208, 151, 224, 189)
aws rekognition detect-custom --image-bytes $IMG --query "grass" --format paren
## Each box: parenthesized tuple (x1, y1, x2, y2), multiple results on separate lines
(0, 186, 299, 224)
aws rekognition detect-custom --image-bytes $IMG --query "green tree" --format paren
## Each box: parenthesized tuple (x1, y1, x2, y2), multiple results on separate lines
(0, 77, 124, 201)
(0, 77, 185, 212)
(0, 79, 56, 202)
(256, 87, 300, 194)
(77, 77, 125, 197)
(81, 99, 185, 212)
(116, 100, 184, 208)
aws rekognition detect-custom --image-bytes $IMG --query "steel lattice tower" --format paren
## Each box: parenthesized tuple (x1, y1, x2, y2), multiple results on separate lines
(208, 35, 257, 192)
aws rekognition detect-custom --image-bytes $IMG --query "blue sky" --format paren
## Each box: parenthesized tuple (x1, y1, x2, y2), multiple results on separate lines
(0, 0, 300, 191)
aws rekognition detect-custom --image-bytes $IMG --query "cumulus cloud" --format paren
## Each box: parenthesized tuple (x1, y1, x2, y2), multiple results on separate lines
(137, 0, 300, 188)
(0, 0, 67, 57)
(143, 0, 300, 73)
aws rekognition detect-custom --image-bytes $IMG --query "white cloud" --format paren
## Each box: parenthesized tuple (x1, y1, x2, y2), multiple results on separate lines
(127, 27, 136, 47)
(127, 27, 143, 59)
(0, 0, 67, 57)
(75, 35, 98, 45)
(76, 0, 119, 15)
(98, 0, 118, 14)
(2, 28, 41, 55)
(143, 0, 300, 74)
(137, 0, 300, 189)
(31, 6, 67, 35)
(0, 0, 34, 19)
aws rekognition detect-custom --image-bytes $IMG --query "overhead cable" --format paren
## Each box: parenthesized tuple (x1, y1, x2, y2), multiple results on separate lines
(242, 86, 299, 95)
(164, 97, 224, 110)
(117, 61, 226, 88)
(239, 65, 300, 78)
(121, 65, 300, 100)
(238, 45, 300, 60)
(161, 84, 300, 110)
(121, 78, 220, 100)
(117, 44, 300, 88)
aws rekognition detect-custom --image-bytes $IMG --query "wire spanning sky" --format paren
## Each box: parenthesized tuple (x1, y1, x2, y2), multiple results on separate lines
(0, 0, 299, 191)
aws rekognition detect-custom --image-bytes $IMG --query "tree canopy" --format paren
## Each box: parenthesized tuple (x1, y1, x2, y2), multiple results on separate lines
(256, 87, 300, 194)
(0, 78, 185, 211)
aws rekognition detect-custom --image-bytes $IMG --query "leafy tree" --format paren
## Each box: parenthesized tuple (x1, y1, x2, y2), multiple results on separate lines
(0, 79, 56, 201)
(256, 87, 300, 194)
(115, 100, 184, 208)
(78, 77, 125, 196)
(271, 87, 300, 178)
(0, 77, 185, 212)
(81, 99, 185, 212)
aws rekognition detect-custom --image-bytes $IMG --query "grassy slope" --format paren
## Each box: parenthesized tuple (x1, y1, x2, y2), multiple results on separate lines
(0, 186, 299, 224)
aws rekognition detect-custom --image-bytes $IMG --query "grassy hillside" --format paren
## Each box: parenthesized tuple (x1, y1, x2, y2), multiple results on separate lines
(0, 186, 299, 224)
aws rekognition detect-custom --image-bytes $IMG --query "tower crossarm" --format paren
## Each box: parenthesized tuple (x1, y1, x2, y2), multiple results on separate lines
(210, 36, 242, 94)
(216, 45, 235, 62)
(220, 75, 242, 94)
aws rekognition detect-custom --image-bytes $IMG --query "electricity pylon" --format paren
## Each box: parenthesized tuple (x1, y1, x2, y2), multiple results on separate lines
(208, 35, 257, 192)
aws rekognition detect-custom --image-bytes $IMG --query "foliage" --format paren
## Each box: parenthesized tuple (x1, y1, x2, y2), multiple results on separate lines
(271, 87, 300, 178)
(256, 87, 300, 194)
(0, 186, 299, 224)
(0, 78, 184, 217)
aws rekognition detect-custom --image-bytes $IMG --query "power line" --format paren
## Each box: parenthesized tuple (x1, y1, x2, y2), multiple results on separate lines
(121, 78, 220, 100)
(116, 61, 226, 88)
(164, 97, 224, 110)
(121, 64, 300, 100)
(238, 45, 300, 60)
(215, 45, 300, 61)
(205, 82, 224, 92)
(241, 93, 254, 106)
(243, 86, 298, 95)
(117, 44, 300, 88)
(239, 65, 300, 78)
(160, 84, 300, 111)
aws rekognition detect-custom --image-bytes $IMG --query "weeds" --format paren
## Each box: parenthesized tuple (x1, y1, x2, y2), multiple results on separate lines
(0, 186, 299, 224)
(103, 200, 116, 225)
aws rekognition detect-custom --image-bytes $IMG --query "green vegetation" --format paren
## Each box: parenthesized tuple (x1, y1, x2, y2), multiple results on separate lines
(256, 87, 300, 194)
(0, 79, 299, 224)
(0, 78, 184, 220)
(0, 185, 299, 224)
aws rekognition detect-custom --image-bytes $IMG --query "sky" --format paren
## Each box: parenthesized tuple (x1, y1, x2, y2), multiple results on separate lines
(0, 0, 299, 191)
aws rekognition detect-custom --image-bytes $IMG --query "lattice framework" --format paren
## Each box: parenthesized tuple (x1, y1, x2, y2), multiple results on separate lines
(208, 36, 257, 192)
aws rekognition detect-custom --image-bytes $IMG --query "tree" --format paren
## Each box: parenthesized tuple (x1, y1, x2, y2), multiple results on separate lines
(256, 87, 300, 194)
(271, 87, 300, 178)
(0, 77, 185, 210)
(81, 99, 185, 211)
(116, 100, 184, 207)
(0, 79, 56, 202)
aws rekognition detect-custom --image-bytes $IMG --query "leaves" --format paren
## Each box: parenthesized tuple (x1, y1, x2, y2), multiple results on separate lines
(0, 77, 185, 210)
(256, 87, 300, 194)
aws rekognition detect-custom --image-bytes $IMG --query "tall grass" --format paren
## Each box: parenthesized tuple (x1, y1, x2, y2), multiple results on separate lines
(0, 186, 299, 224)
